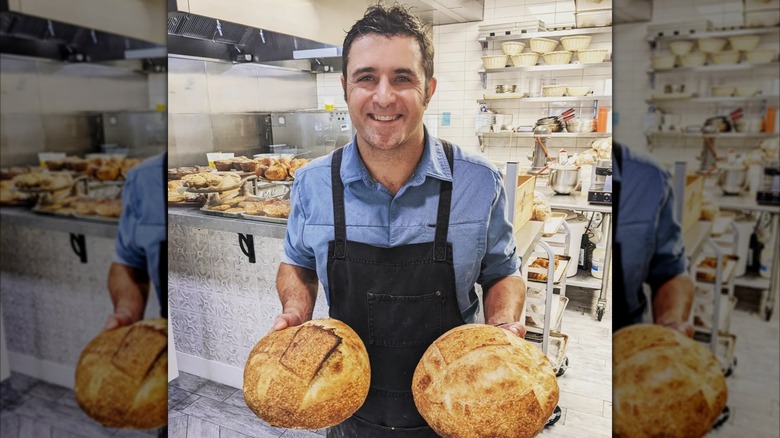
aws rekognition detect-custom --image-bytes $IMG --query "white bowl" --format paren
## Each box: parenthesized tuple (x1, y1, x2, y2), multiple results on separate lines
(698, 37, 727, 54)
(680, 51, 706, 68)
(735, 118, 762, 133)
(669, 40, 695, 56)
(543, 51, 573, 65)
(745, 48, 776, 64)
(728, 35, 761, 51)
(711, 50, 740, 65)
(542, 85, 568, 97)
(711, 86, 735, 97)
(566, 86, 591, 96)
(510, 53, 540, 67)
(652, 54, 677, 70)
(501, 41, 526, 56)
(560, 35, 592, 52)
(482, 55, 509, 69)
(577, 49, 609, 63)
(530, 37, 559, 54)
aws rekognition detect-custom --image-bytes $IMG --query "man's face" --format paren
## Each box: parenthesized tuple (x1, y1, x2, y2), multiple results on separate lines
(342, 34, 436, 153)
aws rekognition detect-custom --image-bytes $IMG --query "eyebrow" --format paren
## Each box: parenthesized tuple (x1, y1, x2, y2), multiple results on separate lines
(350, 67, 418, 77)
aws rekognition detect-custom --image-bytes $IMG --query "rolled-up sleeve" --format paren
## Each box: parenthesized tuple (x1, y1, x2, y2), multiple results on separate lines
(647, 174, 688, 291)
(478, 171, 520, 285)
(282, 178, 317, 270)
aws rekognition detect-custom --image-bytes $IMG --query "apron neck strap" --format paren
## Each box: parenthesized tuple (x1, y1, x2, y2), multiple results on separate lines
(434, 140, 454, 261)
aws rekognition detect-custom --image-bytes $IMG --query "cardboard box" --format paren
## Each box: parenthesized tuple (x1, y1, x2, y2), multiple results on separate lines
(514, 175, 536, 231)
(683, 174, 704, 232)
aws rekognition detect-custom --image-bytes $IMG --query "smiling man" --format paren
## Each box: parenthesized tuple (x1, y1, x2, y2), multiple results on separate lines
(271, 5, 526, 436)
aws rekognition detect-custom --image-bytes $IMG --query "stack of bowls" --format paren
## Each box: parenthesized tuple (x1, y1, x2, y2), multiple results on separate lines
(501, 41, 526, 56)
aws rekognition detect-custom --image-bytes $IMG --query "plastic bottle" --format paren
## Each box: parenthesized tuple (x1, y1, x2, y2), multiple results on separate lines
(591, 242, 607, 279)
(763, 107, 777, 133)
(596, 107, 609, 133)
(759, 246, 773, 279)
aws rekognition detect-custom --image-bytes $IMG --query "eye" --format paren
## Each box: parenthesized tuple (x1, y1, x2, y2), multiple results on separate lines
(395, 76, 412, 83)
(356, 75, 374, 82)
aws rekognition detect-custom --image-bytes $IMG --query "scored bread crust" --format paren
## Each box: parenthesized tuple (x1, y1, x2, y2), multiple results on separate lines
(243, 318, 370, 429)
(412, 324, 559, 438)
(613, 324, 728, 438)
(74, 318, 168, 429)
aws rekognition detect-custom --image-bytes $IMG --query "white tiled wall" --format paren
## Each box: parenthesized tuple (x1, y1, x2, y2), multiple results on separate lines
(316, 0, 612, 164)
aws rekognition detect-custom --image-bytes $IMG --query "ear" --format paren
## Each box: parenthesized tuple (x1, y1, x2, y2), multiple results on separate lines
(341, 74, 348, 103)
(424, 77, 437, 106)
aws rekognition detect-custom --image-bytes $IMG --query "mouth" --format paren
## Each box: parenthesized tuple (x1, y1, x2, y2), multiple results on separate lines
(369, 114, 401, 122)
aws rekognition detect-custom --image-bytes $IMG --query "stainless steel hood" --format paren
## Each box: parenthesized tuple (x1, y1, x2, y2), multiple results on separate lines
(0, 3, 165, 65)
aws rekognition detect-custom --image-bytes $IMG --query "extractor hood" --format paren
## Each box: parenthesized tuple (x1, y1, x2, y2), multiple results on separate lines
(614, 0, 653, 25)
(0, 5, 166, 65)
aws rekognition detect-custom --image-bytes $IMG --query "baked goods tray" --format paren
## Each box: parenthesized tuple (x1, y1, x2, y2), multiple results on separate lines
(695, 255, 738, 284)
(168, 201, 204, 207)
(72, 213, 120, 224)
(693, 330, 736, 375)
(199, 206, 244, 218)
(240, 213, 287, 224)
(524, 329, 569, 373)
(32, 205, 73, 217)
(182, 173, 249, 193)
(525, 292, 568, 332)
(526, 255, 571, 285)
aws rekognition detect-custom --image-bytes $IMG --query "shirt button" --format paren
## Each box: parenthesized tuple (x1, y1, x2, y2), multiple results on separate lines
(435, 290, 442, 297)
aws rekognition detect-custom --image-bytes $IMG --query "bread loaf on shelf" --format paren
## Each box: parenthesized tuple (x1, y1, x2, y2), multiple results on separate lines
(74, 318, 167, 429)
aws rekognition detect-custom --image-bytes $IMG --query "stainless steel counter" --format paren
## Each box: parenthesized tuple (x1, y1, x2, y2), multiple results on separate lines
(0, 208, 117, 238)
(167, 208, 287, 239)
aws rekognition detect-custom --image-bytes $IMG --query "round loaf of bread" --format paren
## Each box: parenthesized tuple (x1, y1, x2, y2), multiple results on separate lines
(75, 318, 167, 429)
(412, 324, 559, 438)
(243, 318, 370, 429)
(613, 324, 727, 438)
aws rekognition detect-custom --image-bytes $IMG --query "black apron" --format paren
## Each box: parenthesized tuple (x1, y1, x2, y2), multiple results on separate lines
(326, 141, 465, 437)
(612, 144, 646, 332)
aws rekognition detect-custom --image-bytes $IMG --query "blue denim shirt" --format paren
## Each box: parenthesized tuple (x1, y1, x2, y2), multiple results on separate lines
(282, 131, 520, 322)
(115, 152, 167, 306)
(614, 146, 688, 316)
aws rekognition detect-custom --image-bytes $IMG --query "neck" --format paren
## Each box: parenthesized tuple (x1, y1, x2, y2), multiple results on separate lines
(357, 131, 426, 196)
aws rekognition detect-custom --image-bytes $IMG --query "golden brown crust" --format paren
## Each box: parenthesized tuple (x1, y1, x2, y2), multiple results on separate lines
(264, 164, 288, 181)
(613, 324, 728, 438)
(75, 318, 167, 429)
(412, 324, 559, 438)
(243, 318, 370, 429)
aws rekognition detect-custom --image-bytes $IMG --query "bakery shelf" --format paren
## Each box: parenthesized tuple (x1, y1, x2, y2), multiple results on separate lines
(647, 95, 780, 105)
(648, 61, 779, 74)
(646, 131, 779, 140)
(478, 132, 612, 138)
(648, 26, 780, 43)
(567, 269, 602, 289)
(479, 95, 613, 103)
(480, 26, 612, 43)
(526, 254, 571, 285)
(168, 208, 287, 239)
(480, 62, 612, 74)
(0, 207, 117, 238)
(733, 271, 771, 290)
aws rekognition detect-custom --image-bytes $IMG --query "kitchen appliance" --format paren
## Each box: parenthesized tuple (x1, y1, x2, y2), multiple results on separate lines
(549, 165, 580, 195)
(718, 165, 748, 195)
(530, 124, 553, 173)
(270, 110, 354, 158)
(756, 161, 780, 205)
(587, 159, 613, 204)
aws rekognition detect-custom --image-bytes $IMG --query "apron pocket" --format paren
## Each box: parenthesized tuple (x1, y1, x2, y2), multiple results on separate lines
(367, 291, 443, 347)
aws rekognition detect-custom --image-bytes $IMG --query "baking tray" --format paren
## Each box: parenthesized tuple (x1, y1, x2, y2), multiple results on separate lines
(32, 205, 74, 217)
(542, 212, 566, 236)
(526, 254, 571, 285)
(168, 201, 204, 207)
(524, 329, 569, 373)
(525, 292, 568, 332)
(240, 213, 288, 224)
(695, 255, 738, 284)
(200, 206, 245, 218)
(72, 213, 120, 223)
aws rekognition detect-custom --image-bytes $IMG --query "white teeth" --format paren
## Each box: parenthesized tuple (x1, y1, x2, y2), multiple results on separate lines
(373, 115, 399, 121)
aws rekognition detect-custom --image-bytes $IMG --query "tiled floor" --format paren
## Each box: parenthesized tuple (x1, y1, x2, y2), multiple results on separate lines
(0, 372, 159, 438)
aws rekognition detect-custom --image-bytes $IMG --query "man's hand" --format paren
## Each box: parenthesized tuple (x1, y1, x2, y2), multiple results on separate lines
(271, 312, 308, 332)
(660, 321, 694, 338)
(103, 311, 137, 331)
(104, 263, 149, 331)
(496, 322, 527, 338)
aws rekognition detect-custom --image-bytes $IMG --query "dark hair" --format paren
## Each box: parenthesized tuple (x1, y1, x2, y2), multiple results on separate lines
(342, 4, 434, 83)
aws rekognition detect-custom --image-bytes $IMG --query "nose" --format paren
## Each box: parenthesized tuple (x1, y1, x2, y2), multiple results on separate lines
(372, 77, 396, 107)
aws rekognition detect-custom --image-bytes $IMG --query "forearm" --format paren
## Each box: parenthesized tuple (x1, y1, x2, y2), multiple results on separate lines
(483, 276, 526, 325)
(652, 274, 694, 326)
(276, 262, 319, 322)
(107, 262, 150, 322)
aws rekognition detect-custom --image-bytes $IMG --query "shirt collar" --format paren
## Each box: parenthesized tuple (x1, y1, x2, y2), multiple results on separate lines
(339, 126, 453, 188)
